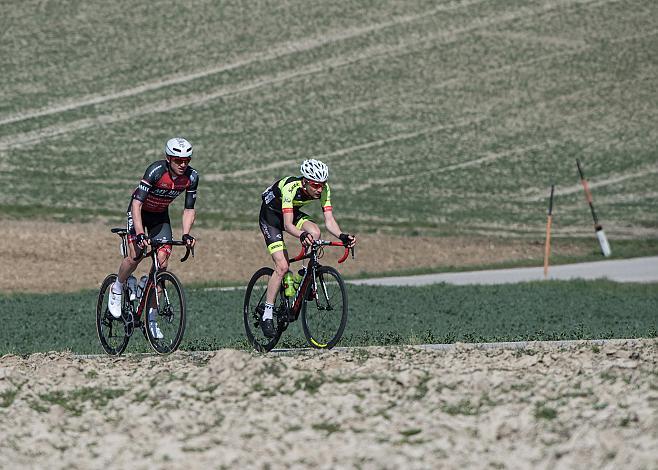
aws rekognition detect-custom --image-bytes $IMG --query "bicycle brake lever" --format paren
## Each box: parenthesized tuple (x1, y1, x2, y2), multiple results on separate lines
(351, 247, 355, 259)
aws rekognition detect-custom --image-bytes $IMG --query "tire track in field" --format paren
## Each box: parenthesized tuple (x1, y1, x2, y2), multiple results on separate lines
(0, 0, 486, 127)
(352, 27, 658, 192)
(203, 117, 488, 181)
(0, 0, 618, 151)
(518, 162, 658, 202)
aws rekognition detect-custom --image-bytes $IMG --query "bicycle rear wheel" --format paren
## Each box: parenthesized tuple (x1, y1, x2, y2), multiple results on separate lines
(301, 266, 348, 349)
(96, 274, 130, 356)
(243, 267, 285, 352)
(144, 271, 186, 354)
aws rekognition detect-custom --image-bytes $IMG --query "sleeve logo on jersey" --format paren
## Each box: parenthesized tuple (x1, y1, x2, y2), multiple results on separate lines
(263, 189, 275, 205)
(138, 183, 150, 192)
(148, 165, 163, 178)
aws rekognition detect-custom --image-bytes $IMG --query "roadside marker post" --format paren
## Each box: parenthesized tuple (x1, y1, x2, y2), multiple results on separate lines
(576, 160, 611, 257)
(544, 185, 554, 278)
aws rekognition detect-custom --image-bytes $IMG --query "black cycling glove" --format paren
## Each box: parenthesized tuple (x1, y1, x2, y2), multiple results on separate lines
(299, 231, 313, 246)
(182, 234, 195, 245)
(339, 233, 352, 245)
(135, 233, 148, 247)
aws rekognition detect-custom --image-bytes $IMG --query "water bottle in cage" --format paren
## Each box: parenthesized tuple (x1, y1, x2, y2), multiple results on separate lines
(126, 275, 138, 301)
(283, 272, 295, 297)
(136, 275, 148, 300)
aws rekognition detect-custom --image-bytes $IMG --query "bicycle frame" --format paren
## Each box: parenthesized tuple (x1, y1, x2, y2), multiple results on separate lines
(285, 240, 353, 318)
(131, 238, 192, 322)
(110, 229, 191, 327)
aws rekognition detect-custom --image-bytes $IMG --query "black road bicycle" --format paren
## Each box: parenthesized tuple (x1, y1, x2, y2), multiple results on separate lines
(96, 228, 193, 356)
(243, 240, 354, 352)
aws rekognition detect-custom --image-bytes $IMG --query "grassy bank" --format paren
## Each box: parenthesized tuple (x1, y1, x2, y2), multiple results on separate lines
(1, 280, 656, 355)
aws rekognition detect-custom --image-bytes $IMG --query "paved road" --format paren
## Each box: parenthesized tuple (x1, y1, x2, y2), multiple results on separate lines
(348, 256, 658, 286)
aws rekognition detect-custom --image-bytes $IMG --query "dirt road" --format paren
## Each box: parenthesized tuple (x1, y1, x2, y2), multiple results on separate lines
(1, 219, 590, 293)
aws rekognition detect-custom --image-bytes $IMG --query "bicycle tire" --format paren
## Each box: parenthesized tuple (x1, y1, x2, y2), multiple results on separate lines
(301, 265, 348, 349)
(243, 267, 285, 352)
(144, 271, 187, 354)
(96, 274, 130, 356)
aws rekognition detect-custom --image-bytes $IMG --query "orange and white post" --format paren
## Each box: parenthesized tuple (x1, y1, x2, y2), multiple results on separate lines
(577, 159, 611, 257)
(544, 185, 555, 278)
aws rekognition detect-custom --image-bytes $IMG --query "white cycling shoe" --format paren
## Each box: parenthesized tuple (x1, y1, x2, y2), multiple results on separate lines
(108, 289, 122, 318)
(149, 320, 164, 339)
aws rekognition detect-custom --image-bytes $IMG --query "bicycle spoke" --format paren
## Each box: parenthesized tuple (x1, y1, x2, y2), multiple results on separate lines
(145, 272, 186, 354)
(301, 266, 348, 349)
(243, 268, 283, 352)
(96, 274, 130, 356)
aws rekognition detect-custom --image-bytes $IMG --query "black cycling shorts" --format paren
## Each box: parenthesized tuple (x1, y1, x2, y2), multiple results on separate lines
(127, 207, 173, 242)
(258, 205, 312, 254)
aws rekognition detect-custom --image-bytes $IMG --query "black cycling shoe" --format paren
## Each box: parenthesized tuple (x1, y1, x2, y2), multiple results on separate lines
(260, 318, 276, 338)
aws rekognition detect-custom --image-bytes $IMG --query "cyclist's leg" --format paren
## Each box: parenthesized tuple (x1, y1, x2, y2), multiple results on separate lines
(266, 250, 289, 304)
(259, 206, 289, 332)
(260, 205, 288, 296)
(145, 217, 172, 339)
(117, 239, 142, 283)
(299, 219, 320, 241)
(148, 216, 173, 271)
(109, 207, 146, 317)
(116, 208, 144, 283)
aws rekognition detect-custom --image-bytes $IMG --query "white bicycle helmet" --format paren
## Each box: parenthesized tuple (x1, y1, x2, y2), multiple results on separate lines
(300, 159, 329, 182)
(165, 137, 193, 158)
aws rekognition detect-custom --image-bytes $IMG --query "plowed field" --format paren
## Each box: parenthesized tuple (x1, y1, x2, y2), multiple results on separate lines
(1, 340, 656, 468)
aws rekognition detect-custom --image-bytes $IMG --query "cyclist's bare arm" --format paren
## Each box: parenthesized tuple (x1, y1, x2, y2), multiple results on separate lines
(131, 199, 147, 241)
(323, 210, 343, 239)
(323, 211, 356, 246)
(283, 211, 306, 239)
(182, 208, 195, 236)
(183, 208, 196, 247)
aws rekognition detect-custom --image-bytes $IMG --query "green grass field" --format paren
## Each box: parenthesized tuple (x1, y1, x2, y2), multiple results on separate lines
(2, 0, 658, 238)
(1, 280, 656, 355)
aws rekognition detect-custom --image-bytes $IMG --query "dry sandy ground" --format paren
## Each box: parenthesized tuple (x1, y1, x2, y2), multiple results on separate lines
(0, 340, 656, 469)
(1, 219, 588, 293)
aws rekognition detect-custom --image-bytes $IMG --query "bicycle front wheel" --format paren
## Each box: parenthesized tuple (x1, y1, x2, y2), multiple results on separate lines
(301, 265, 348, 349)
(144, 271, 186, 354)
(96, 274, 130, 356)
(243, 267, 284, 352)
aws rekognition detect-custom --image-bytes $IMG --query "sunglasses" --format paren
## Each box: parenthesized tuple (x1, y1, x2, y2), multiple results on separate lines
(306, 180, 325, 190)
(169, 157, 191, 165)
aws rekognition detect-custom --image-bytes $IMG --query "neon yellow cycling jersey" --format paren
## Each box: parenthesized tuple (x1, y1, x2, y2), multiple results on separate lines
(262, 176, 332, 214)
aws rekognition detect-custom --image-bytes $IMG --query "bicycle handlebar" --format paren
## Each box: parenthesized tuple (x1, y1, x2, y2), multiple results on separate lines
(290, 239, 355, 264)
(111, 228, 194, 262)
(132, 238, 194, 262)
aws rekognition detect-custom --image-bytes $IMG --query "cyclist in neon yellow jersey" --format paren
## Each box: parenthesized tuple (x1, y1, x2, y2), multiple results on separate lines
(258, 159, 356, 337)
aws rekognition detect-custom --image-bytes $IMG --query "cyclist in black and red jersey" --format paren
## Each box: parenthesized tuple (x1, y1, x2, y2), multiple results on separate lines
(108, 137, 199, 338)
(258, 159, 356, 337)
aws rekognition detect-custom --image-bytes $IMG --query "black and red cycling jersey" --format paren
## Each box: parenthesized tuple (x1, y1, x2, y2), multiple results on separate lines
(131, 160, 199, 212)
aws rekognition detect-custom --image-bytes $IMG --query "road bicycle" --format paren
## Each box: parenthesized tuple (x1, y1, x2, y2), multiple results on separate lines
(243, 239, 354, 352)
(96, 228, 193, 356)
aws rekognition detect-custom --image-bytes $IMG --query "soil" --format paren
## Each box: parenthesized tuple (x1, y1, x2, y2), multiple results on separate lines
(1, 219, 589, 293)
(0, 339, 656, 468)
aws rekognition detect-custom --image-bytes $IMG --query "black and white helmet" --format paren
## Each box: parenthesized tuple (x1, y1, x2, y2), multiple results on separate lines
(300, 159, 329, 182)
(165, 137, 193, 158)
